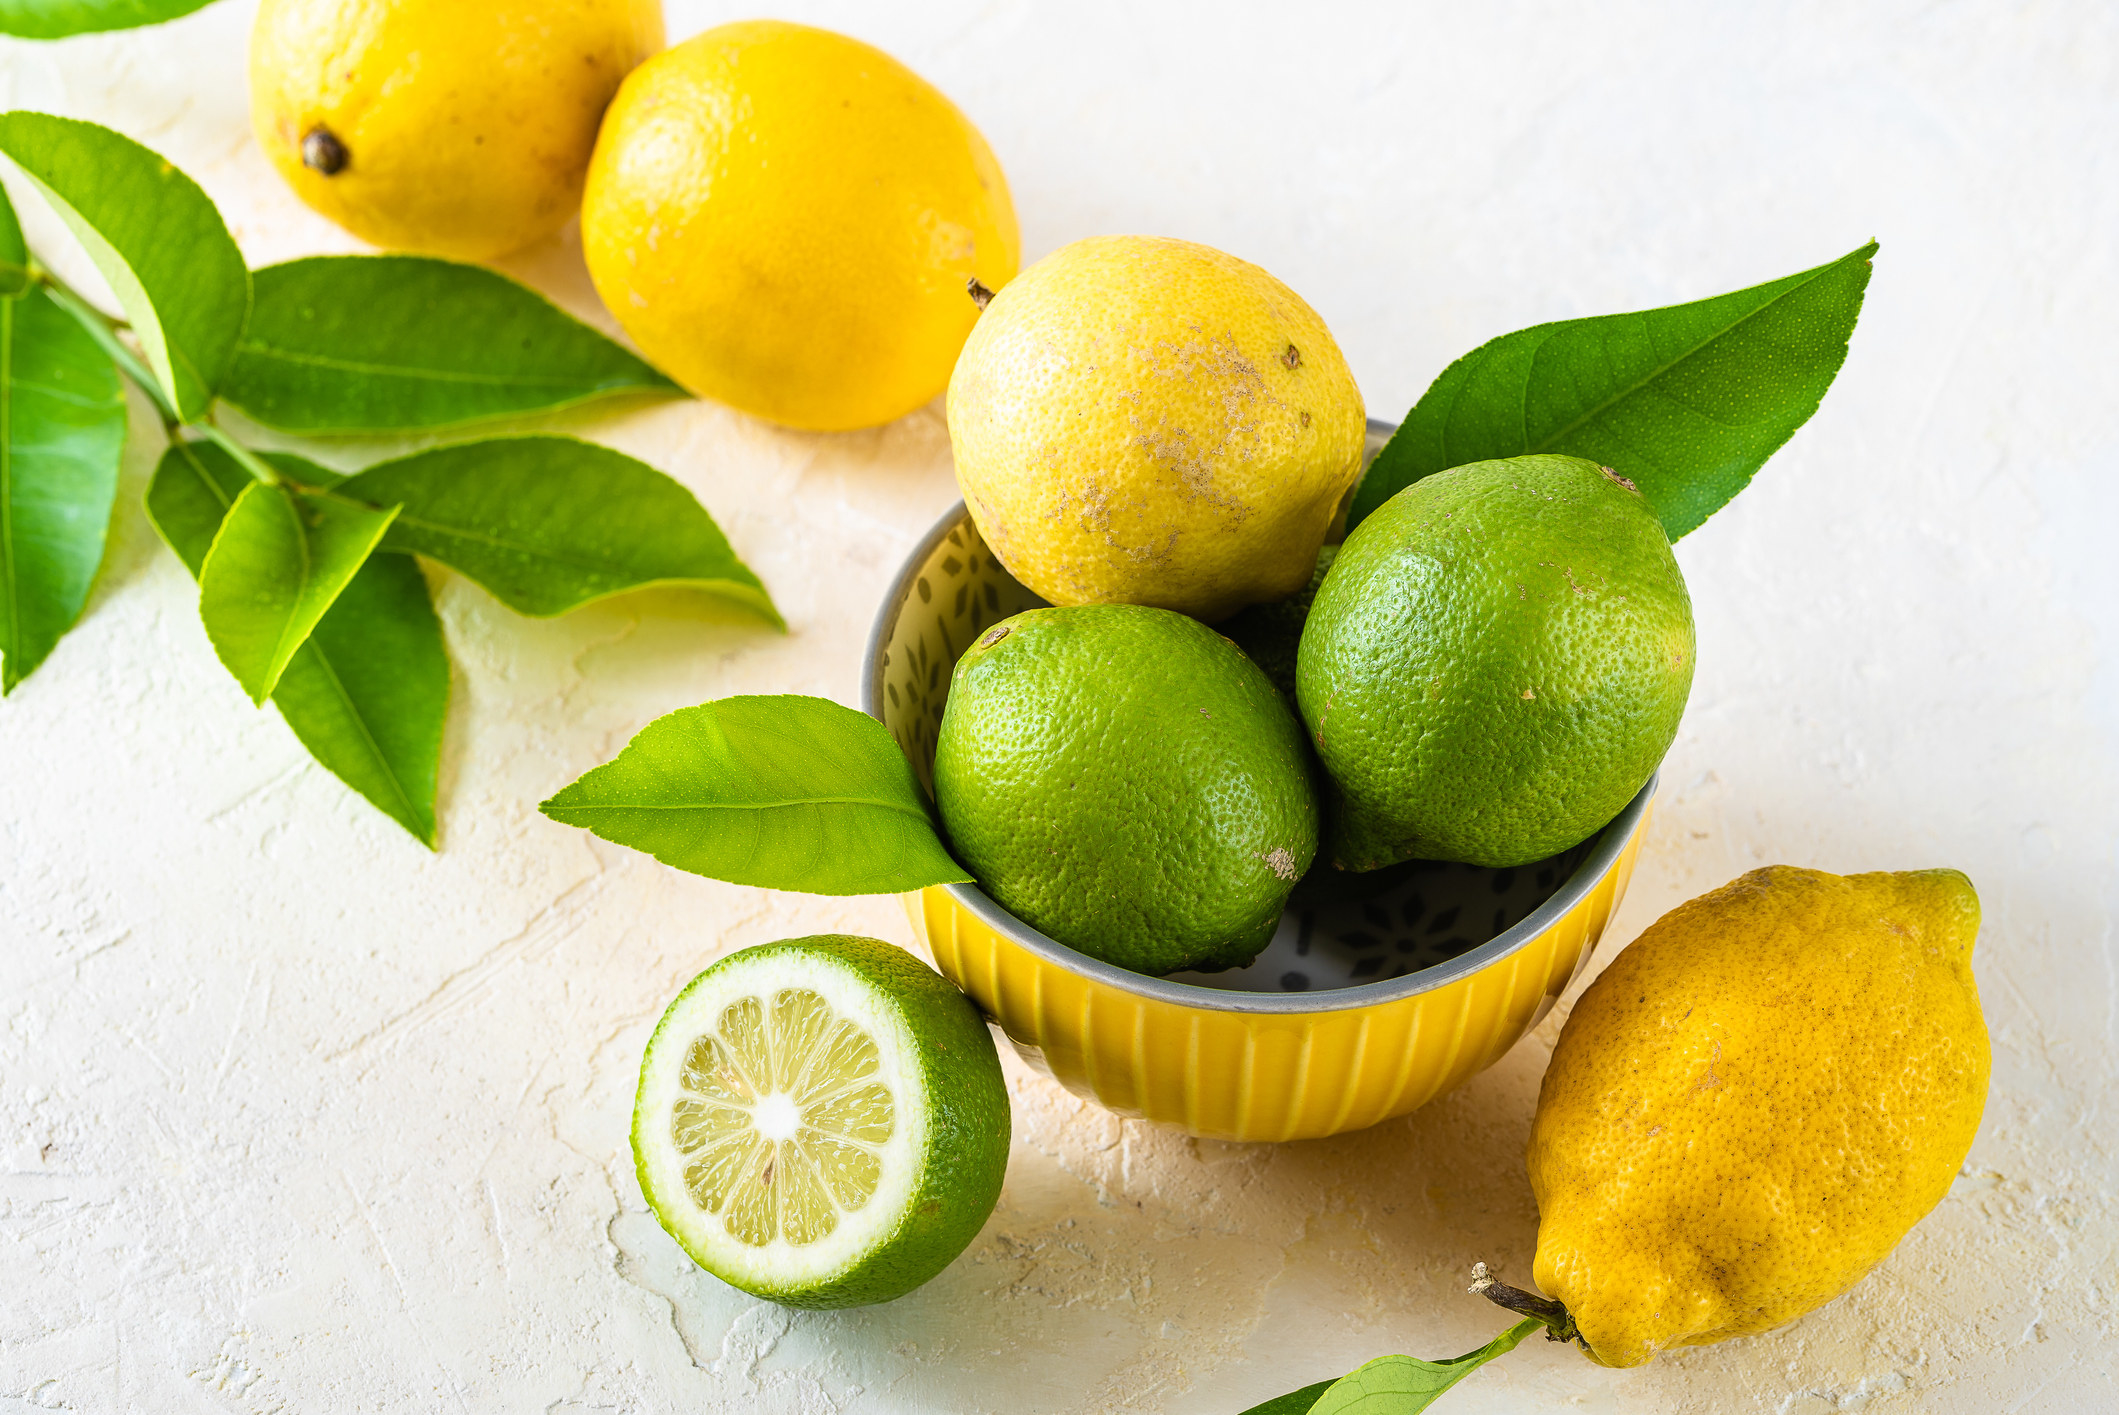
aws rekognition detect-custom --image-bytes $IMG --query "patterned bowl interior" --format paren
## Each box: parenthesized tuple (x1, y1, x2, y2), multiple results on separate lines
(870, 423, 1605, 995)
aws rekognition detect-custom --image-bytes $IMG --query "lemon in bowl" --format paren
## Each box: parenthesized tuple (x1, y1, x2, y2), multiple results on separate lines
(947, 235, 1367, 622)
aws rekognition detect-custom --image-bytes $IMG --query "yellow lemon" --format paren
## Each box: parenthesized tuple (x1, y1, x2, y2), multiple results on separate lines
(947, 235, 1366, 623)
(250, 0, 664, 262)
(1525, 865, 1990, 1367)
(580, 20, 1019, 431)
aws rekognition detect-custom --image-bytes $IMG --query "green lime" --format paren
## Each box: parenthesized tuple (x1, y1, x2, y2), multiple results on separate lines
(633, 936, 1009, 1309)
(1298, 455, 1693, 870)
(933, 603, 1318, 975)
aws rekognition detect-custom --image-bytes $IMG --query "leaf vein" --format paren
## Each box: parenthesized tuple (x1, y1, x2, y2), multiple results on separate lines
(284, 637, 423, 830)
(555, 795, 936, 821)
(237, 341, 637, 388)
(1527, 252, 1863, 453)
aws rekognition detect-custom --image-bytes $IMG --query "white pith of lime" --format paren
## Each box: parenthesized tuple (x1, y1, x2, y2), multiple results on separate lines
(634, 946, 929, 1294)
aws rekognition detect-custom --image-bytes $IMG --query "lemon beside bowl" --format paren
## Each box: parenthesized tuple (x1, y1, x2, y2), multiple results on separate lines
(862, 422, 1658, 1142)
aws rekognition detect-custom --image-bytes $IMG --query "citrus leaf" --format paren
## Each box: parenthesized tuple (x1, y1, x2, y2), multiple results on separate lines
(337, 435, 781, 627)
(1241, 1320, 1543, 1415)
(146, 445, 346, 578)
(0, 285, 126, 693)
(1351, 243, 1877, 539)
(540, 696, 972, 896)
(0, 177, 28, 296)
(148, 441, 447, 844)
(221, 255, 681, 434)
(271, 553, 446, 844)
(198, 478, 398, 704)
(0, 111, 250, 421)
(0, 0, 216, 38)
(1233, 1379, 1338, 1415)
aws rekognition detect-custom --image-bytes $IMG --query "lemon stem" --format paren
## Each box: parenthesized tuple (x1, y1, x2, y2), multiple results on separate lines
(966, 277, 995, 311)
(1469, 1262, 1582, 1346)
(301, 125, 349, 175)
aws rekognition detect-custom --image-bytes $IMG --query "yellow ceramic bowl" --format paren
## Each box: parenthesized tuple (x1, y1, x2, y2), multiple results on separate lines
(861, 422, 1656, 1141)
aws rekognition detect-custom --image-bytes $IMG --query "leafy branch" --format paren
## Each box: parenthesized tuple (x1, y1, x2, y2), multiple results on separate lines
(0, 110, 775, 846)
(1234, 1265, 1579, 1414)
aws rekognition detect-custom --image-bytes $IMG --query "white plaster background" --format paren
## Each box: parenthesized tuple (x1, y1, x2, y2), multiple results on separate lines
(2, 1, 2114, 1411)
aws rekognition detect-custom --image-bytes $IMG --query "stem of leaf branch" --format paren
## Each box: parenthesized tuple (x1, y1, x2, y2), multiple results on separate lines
(35, 268, 174, 424)
(32, 264, 282, 488)
(197, 421, 284, 488)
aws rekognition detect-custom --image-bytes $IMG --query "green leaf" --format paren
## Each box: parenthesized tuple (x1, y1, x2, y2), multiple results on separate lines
(220, 255, 680, 434)
(0, 111, 250, 421)
(271, 551, 446, 843)
(0, 177, 28, 297)
(1243, 1321, 1543, 1415)
(1351, 243, 1877, 539)
(1, 286, 126, 694)
(147, 441, 447, 844)
(0, 0, 217, 38)
(142, 442, 231, 579)
(540, 696, 972, 896)
(144, 444, 333, 579)
(1233, 1379, 1338, 1415)
(337, 435, 781, 627)
(198, 478, 399, 704)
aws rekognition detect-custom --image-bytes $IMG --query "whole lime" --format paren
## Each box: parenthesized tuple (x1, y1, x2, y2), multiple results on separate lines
(933, 605, 1318, 975)
(1298, 455, 1693, 870)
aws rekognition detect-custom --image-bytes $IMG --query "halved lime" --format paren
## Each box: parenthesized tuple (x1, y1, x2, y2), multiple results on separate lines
(633, 935, 1010, 1308)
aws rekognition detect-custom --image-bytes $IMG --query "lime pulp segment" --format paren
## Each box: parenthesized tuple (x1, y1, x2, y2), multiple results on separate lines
(672, 987, 896, 1248)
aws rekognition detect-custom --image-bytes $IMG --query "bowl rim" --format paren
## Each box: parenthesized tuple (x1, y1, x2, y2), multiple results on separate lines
(860, 461, 1654, 1016)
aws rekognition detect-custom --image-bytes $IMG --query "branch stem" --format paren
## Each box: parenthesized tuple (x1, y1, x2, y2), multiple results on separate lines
(197, 421, 283, 488)
(30, 266, 282, 487)
(35, 267, 179, 429)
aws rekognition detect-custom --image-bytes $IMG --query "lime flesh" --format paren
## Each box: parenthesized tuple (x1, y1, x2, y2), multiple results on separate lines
(634, 936, 1009, 1308)
(671, 987, 895, 1247)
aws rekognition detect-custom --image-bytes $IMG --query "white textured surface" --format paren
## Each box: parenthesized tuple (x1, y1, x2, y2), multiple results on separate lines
(3, 2, 2116, 1411)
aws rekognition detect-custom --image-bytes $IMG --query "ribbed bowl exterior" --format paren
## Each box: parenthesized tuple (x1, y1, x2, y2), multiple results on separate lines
(901, 815, 1646, 1141)
(864, 426, 1654, 1141)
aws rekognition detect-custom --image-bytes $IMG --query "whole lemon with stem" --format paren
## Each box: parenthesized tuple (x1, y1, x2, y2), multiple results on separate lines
(947, 235, 1366, 623)
(1508, 865, 1990, 1368)
(581, 20, 1019, 431)
(250, 0, 664, 262)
